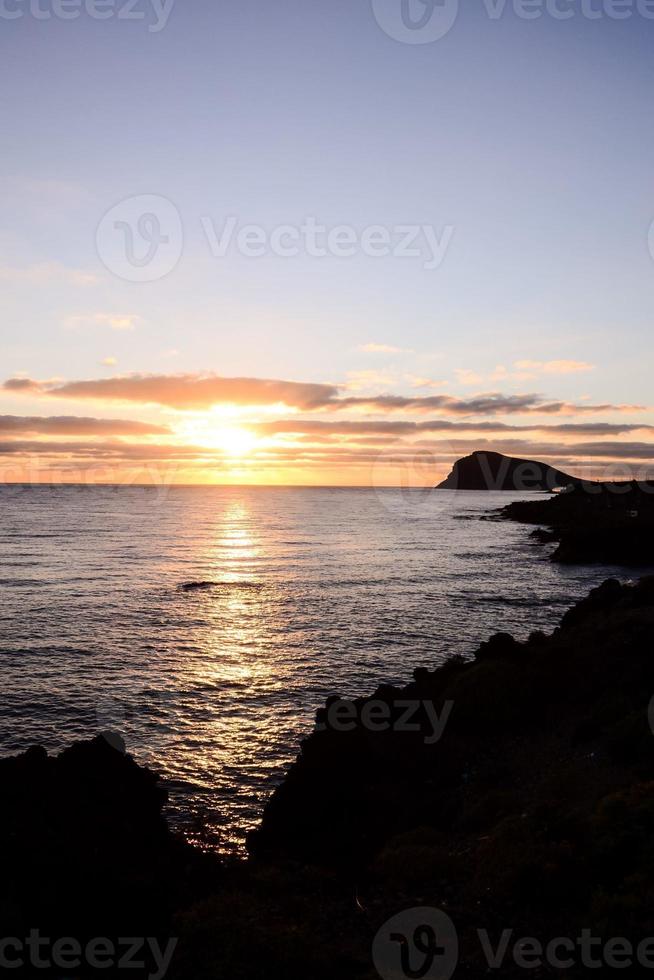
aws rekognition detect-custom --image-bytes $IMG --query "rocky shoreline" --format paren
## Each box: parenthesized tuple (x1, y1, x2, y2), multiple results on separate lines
(500, 480, 654, 566)
(4, 577, 654, 977)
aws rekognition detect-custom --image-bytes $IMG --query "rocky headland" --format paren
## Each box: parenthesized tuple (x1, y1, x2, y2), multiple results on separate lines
(501, 479, 654, 565)
(436, 450, 578, 492)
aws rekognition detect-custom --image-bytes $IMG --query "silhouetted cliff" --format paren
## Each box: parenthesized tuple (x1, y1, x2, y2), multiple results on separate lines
(0, 735, 218, 974)
(436, 450, 577, 491)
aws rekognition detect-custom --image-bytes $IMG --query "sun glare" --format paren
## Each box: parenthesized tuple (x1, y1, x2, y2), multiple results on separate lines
(177, 416, 260, 458)
(213, 426, 257, 457)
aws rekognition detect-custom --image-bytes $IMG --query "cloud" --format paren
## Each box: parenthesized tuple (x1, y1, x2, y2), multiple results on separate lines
(334, 392, 645, 416)
(3, 429, 654, 486)
(0, 415, 170, 436)
(0, 262, 98, 286)
(256, 419, 654, 438)
(453, 361, 596, 387)
(100, 357, 118, 367)
(3, 377, 43, 393)
(2, 374, 340, 412)
(358, 343, 414, 354)
(408, 377, 448, 389)
(431, 439, 654, 462)
(0, 440, 215, 460)
(3, 374, 644, 418)
(514, 359, 595, 375)
(65, 313, 143, 331)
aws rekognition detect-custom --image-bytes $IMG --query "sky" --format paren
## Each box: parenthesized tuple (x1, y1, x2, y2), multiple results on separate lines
(1, 0, 654, 485)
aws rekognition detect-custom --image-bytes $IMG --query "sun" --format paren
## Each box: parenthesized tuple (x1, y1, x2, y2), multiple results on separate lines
(213, 426, 257, 457)
(176, 416, 260, 458)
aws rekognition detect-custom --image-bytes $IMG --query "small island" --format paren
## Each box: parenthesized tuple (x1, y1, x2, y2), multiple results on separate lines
(436, 450, 578, 492)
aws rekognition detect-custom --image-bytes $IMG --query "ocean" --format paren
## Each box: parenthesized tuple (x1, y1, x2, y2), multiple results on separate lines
(0, 484, 638, 853)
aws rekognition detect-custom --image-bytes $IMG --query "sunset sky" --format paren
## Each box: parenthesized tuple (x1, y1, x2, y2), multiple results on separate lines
(2, 1, 654, 485)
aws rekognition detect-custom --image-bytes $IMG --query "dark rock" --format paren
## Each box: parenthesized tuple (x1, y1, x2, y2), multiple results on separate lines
(0, 735, 218, 947)
(475, 630, 522, 661)
(249, 575, 654, 974)
(179, 581, 220, 591)
(436, 450, 578, 491)
(501, 480, 654, 566)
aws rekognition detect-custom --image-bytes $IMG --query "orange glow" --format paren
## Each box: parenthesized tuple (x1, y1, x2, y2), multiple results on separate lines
(178, 418, 258, 457)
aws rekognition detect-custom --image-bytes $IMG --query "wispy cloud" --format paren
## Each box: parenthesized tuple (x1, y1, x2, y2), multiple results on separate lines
(515, 359, 595, 375)
(357, 342, 414, 354)
(3, 377, 43, 393)
(0, 415, 170, 436)
(455, 360, 596, 386)
(335, 392, 644, 416)
(0, 261, 98, 286)
(65, 313, 143, 331)
(255, 419, 654, 438)
(408, 377, 448, 389)
(2, 437, 652, 472)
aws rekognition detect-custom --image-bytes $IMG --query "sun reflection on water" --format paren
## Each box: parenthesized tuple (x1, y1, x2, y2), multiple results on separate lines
(214, 502, 260, 569)
(165, 497, 286, 852)
(0, 486, 627, 857)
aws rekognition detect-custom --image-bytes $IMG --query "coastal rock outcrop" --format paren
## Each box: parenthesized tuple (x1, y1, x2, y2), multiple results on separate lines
(243, 578, 654, 974)
(0, 735, 216, 950)
(502, 479, 654, 565)
(436, 450, 577, 491)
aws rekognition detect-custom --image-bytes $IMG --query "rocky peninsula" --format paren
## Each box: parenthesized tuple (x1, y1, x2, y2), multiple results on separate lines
(501, 478, 654, 565)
